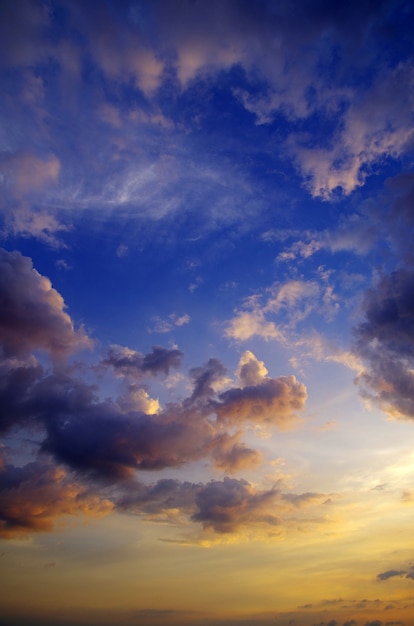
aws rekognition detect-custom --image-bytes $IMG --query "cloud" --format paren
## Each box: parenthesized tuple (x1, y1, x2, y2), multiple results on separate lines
(353, 269, 414, 419)
(225, 277, 340, 349)
(103, 344, 183, 379)
(39, 392, 219, 478)
(288, 59, 414, 197)
(224, 309, 283, 342)
(0, 356, 44, 434)
(236, 350, 268, 386)
(1, 346, 298, 482)
(0, 248, 91, 360)
(383, 171, 414, 265)
(1, 0, 411, 251)
(149, 314, 191, 334)
(0, 460, 113, 538)
(1, 350, 297, 481)
(3, 151, 60, 195)
(117, 385, 160, 415)
(377, 570, 406, 581)
(0, 151, 67, 245)
(117, 473, 333, 539)
(0, 251, 310, 535)
(191, 477, 280, 533)
(209, 433, 262, 472)
(119, 477, 269, 533)
(216, 375, 307, 429)
(282, 492, 328, 508)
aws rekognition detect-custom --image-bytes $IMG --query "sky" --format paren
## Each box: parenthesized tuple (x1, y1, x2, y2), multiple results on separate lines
(1, 0, 414, 625)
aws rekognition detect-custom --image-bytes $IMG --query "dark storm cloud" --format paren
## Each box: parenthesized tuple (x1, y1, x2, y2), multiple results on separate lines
(353, 269, 414, 419)
(117, 475, 281, 533)
(0, 248, 91, 359)
(404, 566, 414, 580)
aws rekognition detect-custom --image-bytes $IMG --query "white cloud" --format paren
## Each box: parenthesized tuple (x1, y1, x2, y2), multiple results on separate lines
(290, 61, 414, 197)
(224, 309, 284, 342)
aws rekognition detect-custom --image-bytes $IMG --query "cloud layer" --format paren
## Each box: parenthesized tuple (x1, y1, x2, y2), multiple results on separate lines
(0, 248, 310, 537)
(1, 0, 414, 245)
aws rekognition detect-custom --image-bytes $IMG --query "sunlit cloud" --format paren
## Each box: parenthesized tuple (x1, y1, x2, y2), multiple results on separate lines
(2, 2, 414, 624)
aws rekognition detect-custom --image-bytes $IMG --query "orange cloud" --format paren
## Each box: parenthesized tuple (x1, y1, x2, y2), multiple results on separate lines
(0, 460, 113, 538)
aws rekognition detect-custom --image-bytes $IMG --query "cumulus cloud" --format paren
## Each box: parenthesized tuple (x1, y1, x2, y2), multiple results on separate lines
(0, 248, 91, 359)
(103, 344, 183, 379)
(236, 351, 268, 386)
(0, 356, 44, 433)
(216, 375, 306, 429)
(224, 309, 283, 342)
(0, 250, 310, 535)
(0, 460, 113, 538)
(353, 269, 414, 419)
(276, 239, 322, 263)
(191, 477, 280, 533)
(288, 59, 414, 197)
(0, 459, 331, 538)
(117, 474, 331, 537)
(209, 433, 262, 472)
(188, 358, 229, 404)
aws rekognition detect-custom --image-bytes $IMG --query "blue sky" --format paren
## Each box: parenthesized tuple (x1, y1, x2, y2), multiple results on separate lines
(2, 1, 414, 625)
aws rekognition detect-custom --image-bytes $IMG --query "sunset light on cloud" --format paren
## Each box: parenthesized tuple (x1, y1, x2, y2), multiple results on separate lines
(1, 1, 414, 625)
